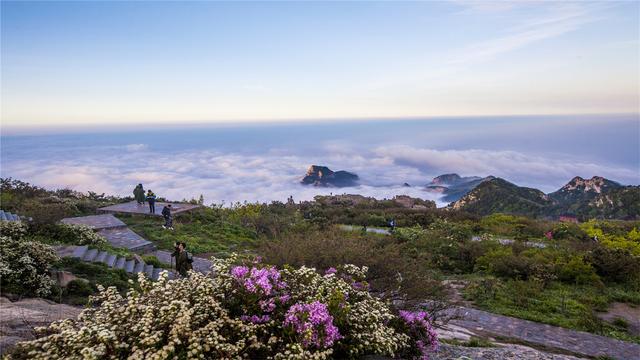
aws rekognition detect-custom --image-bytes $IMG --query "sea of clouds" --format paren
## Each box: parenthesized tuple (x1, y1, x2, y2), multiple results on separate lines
(2, 138, 638, 208)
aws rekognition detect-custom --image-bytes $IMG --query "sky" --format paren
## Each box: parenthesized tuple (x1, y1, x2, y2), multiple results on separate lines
(1, 1, 639, 129)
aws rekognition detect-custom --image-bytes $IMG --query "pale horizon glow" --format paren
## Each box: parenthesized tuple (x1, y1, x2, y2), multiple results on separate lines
(2, 1, 639, 129)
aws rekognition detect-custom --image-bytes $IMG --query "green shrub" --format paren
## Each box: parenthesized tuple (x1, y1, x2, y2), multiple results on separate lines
(29, 223, 107, 246)
(259, 227, 446, 304)
(464, 278, 503, 303)
(54, 257, 132, 294)
(65, 279, 94, 297)
(558, 256, 601, 286)
(551, 223, 589, 241)
(465, 337, 494, 348)
(141, 255, 169, 269)
(586, 247, 640, 285)
(611, 317, 629, 329)
(475, 247, 532, 279)
(0, 222, 59, 296)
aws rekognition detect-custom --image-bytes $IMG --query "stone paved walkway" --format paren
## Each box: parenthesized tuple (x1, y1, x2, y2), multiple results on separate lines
(447, 306, 640, 360)
(61, 214, 154, 253)
(98, 201, 201, 217)
(61, 214, 126, 229)
(96, 227, 155, 253)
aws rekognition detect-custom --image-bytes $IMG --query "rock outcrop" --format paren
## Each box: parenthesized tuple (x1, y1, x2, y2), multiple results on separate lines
(301, 165, 359, 187)
(0, 297, 82, 355)
(425, 174, 495, 202)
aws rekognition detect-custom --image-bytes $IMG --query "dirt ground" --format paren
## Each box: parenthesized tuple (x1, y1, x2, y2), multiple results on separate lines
(597, 302, 640, 335)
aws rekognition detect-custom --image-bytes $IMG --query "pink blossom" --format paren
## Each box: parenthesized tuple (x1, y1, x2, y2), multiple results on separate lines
(324, 267, 337, 275)
(399, 310, 439, 359)
(283, 301, 342, 349)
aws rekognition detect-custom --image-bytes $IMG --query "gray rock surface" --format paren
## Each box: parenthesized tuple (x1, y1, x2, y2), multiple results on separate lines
(0, 297, 82, 356)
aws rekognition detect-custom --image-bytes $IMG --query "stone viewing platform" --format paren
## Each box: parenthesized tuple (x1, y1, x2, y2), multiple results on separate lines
(61, 214, 127, 229)
(98, 200, 201, 217)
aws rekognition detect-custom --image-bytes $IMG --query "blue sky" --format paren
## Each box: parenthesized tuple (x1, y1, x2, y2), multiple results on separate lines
(2, 1, 638, 129)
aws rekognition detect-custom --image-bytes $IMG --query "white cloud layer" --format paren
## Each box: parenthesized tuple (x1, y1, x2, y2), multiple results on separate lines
(2, 141, 637, 208)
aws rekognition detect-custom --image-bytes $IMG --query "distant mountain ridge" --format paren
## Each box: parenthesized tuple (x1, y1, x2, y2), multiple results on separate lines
(449, 176, 639, 219)
(299, 168, 637, 219)
(425, 173, 496, 202)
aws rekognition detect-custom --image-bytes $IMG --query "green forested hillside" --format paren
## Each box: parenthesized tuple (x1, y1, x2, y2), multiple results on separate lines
(450, 177, 640, 220)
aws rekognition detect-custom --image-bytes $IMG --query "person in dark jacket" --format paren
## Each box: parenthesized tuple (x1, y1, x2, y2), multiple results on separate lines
(161, 204, 173, 230)
(133, 184, 145, 205)
(146, 190, 157, 214)
(173, 242, 192, 277)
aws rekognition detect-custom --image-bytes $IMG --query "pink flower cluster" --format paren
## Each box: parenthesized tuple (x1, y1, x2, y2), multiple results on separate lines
(283, 301, 343, 349)
(324, 267, 337, 276)
(230, 265, 287, 295)
(240, 314, 271, 324)
(399, 310, 439, 360)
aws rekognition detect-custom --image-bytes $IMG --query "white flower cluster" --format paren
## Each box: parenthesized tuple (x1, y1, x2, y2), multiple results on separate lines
(60, 223, 107, 246)
(0, 222, 59, 297)
(10, 256, 421, 359)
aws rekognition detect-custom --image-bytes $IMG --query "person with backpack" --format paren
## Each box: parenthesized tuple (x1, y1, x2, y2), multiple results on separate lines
(146, 190, 157, 214)
(173, 242, 193, 277)
(133, 184, 145, 205)
(161, 204, 173, 230)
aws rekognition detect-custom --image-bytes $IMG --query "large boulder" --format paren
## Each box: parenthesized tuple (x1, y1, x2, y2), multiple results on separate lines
(0, 297, 82, 355)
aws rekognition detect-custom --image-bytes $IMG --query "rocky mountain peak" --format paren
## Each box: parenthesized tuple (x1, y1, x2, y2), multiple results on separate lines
(430, 173, 462, 185)
(301, 165, 359, 187)
(561, 176, 620, 194)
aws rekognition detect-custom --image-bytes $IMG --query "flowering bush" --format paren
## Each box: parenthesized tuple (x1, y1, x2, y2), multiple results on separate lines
(62, 223, 107, 246)
(283, 301, 342, 348)
(397, 310, 439, 360)
(10, 255, 438, 359)
(29, 222, 107, 246)
(0, 222, 60, 296)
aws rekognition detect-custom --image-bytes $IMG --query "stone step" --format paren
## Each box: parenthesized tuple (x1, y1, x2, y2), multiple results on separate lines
(133, 261, 145, 274)
(83, 249, 99, 262)
(151, 268, 162, 281)
(72, 245, 89, 259)
(95, 251, 108, 263)
(124, 260, 135, 273)
(114, 257, 126, 270)
(130, 242, 157, 254)
(97, 227, 156, 254)
(104, 254, 117, 268)
(144, 264, 154, 278)
(60, 214, 127, 230)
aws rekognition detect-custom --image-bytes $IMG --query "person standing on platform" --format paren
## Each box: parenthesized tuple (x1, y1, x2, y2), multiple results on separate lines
(146, 190, 157, 214)
(133, 184, 145, 205)
(161, 204, 173, 230)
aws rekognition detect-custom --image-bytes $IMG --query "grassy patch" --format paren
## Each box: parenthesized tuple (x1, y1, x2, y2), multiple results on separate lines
(51, 257, 135, 305)
(464, 279, 640, 343)
(118, 209, 258, 255)
(142, 255, 170, 269)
